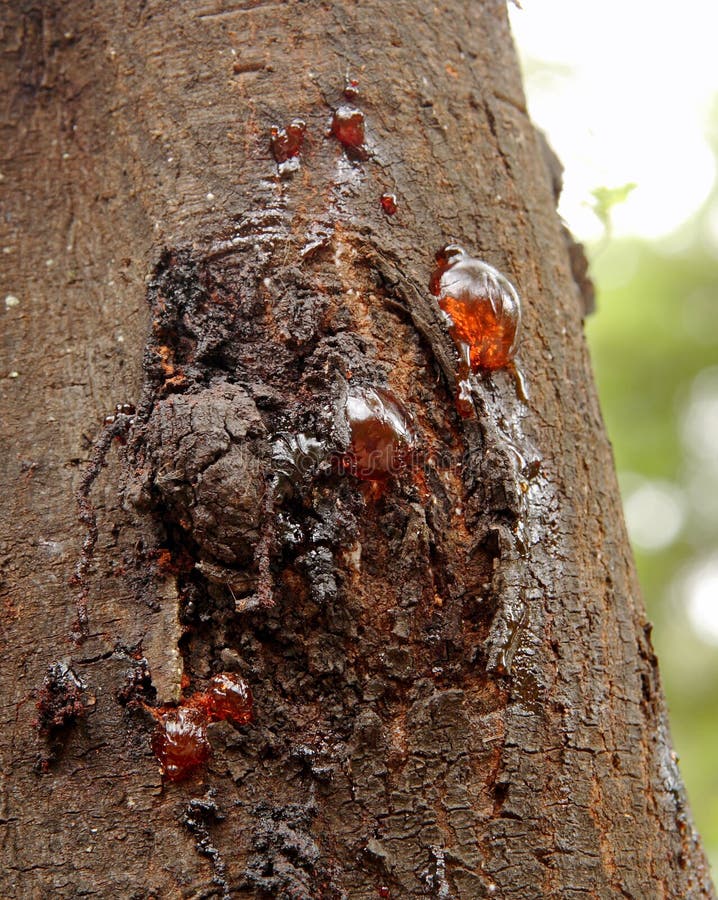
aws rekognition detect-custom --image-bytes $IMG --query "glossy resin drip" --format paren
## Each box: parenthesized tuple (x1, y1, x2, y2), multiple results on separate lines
(380, 193, 397, 216)
(431, 244, 522, 414)
(150, 673, 253, 781)
(330, 106, 367, 159)
(203, 672, 254, 726)
(344, 77, 360, 100)
(270, 119, 306, 175)
(342, 386, 415, 481)
(151, 706, 211, 782)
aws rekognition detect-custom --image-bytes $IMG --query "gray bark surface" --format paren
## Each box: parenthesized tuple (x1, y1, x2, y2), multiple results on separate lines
(0, 1, 713, 897)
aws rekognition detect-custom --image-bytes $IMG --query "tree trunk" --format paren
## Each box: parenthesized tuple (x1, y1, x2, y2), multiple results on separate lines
(1, 1, 714, 897)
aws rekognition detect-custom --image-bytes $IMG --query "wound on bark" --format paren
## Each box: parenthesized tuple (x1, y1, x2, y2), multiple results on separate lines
(35, 663, 90, 771)
(35, 663, 87, 737)
(181, 791, 231, 900)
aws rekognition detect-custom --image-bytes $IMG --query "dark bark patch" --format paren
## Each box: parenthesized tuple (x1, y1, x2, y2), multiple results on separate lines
(181, 791, 231, 900)
(34, 662, 91, 769)
(35, 662, 87, 736)
(243, 801, 341, 899)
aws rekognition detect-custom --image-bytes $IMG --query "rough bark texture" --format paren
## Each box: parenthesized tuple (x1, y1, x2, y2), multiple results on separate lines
(0, 2, 714, 898)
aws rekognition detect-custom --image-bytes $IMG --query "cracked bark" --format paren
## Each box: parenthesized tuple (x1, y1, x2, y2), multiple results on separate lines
(1, 1, 714, 898)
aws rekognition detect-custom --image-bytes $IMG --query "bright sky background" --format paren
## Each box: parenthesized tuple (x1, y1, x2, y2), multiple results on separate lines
(511, 0, 718, 654)
(509, 0, 718, 241)
(510, 6, 718, 867)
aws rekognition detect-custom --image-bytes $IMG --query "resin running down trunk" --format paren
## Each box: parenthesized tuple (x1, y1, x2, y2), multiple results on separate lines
(0, 2, 713, 898)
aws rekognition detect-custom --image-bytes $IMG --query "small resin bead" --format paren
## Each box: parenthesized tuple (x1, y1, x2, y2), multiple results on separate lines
(344, 77, 360, 100)
(380, 193, 398, 216)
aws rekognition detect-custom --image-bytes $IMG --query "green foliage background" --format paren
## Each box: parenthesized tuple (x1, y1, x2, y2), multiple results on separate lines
(586, 167, 718, 868)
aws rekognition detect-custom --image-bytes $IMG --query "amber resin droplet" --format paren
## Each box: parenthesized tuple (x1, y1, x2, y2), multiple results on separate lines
(380, 193, 397, 216)
(430, 244, 521, 371)
(205, 672, 253, 726)
(343, 387, 415, 481)
(151, 706, 210, 782)
(270, 120, 306, 174)
(330, 106, 367, 158)
(344, 77, 360, 100)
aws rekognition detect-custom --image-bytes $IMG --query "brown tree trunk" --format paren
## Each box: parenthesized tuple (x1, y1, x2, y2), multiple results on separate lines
(1, 1, 714, 897)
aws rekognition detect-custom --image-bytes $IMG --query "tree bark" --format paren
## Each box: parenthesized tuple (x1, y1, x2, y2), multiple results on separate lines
(1, 1, 714, 898)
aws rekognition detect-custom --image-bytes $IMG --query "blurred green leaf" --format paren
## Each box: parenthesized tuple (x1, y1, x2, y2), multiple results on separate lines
(586, 170, 718, 866)
(587, 182, 638, 232)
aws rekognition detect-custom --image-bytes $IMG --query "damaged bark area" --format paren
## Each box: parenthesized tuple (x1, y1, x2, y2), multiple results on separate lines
(109, 218, 527, 895)
(1, 1, 714, 898)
